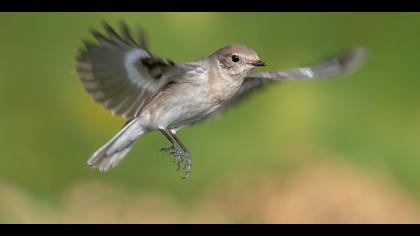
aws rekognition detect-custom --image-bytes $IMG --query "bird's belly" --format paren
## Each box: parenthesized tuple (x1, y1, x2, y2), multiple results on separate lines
(165, 84, 241, 128)
(141, 76, 242, 130)
(141, 89, 220, 129)
(162, 99, 221, 129)
(167, 103, 221, 129)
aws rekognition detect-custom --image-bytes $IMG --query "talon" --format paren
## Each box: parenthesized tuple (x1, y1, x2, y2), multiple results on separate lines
(159, 129, 191, 179)
(175, 152, 183, 171)
(160, 144, 184, 171)
(182, 151, 192, 179)
(181, 170, 190, 179)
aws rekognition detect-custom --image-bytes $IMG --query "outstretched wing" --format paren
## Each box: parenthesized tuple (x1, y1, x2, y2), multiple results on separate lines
(224, 47, 366, 110)
(247, 47, 366, 81)
(190, 47, 366, 125)
(76, 22, 200, 120)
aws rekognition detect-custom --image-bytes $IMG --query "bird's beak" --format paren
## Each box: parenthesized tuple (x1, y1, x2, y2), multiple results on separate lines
(249, 60, 266, 67)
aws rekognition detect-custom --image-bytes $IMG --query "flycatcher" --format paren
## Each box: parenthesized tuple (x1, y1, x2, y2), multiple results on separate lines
(76, 22, 366, 178)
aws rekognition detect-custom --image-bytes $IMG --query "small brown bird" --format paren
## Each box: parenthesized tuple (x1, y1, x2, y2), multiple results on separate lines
(76, 22, 366, 178)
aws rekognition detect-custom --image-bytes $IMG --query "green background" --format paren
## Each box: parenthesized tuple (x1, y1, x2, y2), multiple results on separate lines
(1, 13, 420, 223)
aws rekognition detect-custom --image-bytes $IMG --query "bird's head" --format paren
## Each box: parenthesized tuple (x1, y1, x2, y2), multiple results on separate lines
(214, 44, 265, 77)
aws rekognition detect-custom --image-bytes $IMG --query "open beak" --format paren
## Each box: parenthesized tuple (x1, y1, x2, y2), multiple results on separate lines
(250, 60, 266, 67)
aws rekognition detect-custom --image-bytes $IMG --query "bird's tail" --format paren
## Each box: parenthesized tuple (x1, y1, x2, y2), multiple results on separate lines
(87, 118, 148, 172)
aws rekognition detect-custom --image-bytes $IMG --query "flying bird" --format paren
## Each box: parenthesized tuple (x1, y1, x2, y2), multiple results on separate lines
(76, 22, 366, 178)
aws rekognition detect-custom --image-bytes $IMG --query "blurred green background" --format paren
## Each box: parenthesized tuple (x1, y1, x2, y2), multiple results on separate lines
(1, 13, 420, 223)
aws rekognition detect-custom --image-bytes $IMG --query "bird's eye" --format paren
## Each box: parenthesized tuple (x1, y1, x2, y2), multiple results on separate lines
(231, 55, 240, 63)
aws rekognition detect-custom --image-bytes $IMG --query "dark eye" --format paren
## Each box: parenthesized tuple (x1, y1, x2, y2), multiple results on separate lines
(231, 55, 240, 63)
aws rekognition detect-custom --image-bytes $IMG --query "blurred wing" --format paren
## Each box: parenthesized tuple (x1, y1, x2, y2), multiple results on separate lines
(76, 22, 200, 120)
(190, 47, 366, 125)
(247, 47, 366, 81)
(225, 47, 367, 109)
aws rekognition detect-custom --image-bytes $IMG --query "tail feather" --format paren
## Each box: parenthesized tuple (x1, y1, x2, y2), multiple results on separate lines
(87, 118, 147, 172)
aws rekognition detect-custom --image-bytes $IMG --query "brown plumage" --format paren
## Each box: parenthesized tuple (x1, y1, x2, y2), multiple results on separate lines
(75, 22, 366, 178)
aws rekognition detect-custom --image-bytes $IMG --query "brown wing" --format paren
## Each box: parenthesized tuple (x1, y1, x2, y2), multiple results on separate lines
(76, 22, 200, 120)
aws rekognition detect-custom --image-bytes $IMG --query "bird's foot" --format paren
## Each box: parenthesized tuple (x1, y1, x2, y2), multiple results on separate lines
(160, 145, 184, 171)
(181, 150, 192, 179)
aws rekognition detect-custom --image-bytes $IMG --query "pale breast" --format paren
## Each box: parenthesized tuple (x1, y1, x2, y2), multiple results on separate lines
(141, 72, 212, 128)
(140, 63, 243, 129)
(207, 66, 243, 105)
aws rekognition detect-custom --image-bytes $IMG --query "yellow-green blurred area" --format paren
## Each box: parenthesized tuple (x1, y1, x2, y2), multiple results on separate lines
(1, 12, 420, 223)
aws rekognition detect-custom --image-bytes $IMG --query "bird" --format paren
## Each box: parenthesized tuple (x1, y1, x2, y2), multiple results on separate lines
(75, 22, 366, 179)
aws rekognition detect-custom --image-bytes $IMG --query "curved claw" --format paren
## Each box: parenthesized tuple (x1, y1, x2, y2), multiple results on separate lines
(159, 129, 192, 179)
(181, 150, 192, 179)
(160, 145, 184, 171)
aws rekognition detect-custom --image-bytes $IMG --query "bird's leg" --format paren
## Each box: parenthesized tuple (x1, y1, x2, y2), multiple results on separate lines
(169, 130, 192, 179)
(159, 129, 184, 171)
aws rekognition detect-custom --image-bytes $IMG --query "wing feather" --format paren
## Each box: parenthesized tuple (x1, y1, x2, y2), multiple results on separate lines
(189, 47, 366, 125)
(76, 22, 203, 120)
